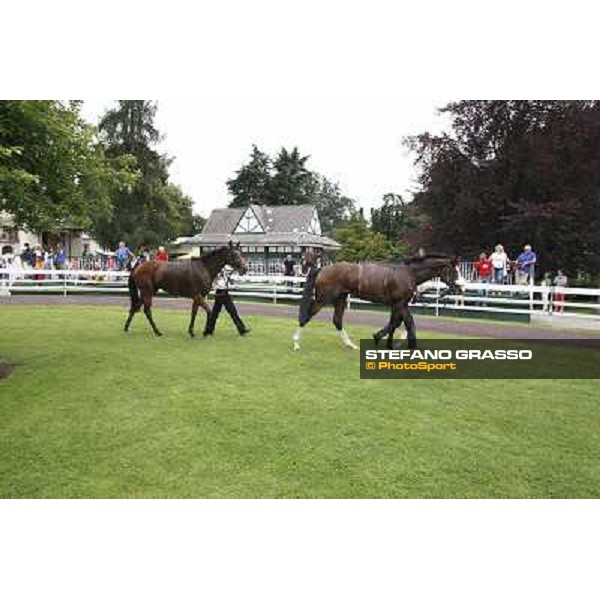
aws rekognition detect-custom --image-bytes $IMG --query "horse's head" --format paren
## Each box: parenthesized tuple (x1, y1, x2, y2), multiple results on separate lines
(225, 240, 248, 275)
(440, 256, 466, 296)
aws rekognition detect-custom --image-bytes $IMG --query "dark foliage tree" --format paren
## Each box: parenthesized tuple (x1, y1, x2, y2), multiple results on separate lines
(0, 100, 136, 234)
(227, 145, 272, 207)
(226, 145, 357, 233)
(370, 193, 416, 244)
(265, 147, 319, 205)
(405, 100, 600, 277)
(95, 100, 193, 249)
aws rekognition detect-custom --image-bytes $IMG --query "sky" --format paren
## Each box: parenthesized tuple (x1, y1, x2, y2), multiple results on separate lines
(16, 0, 596, 224)
(81, 97, 451, 219)
(9, 0, 597, 223)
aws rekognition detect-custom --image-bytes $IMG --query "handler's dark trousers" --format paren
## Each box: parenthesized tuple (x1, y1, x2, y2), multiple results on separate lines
(204, 290, 248, 335)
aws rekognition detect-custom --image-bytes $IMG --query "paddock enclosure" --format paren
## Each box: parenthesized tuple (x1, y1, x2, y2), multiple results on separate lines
(1, 303, 598, 498)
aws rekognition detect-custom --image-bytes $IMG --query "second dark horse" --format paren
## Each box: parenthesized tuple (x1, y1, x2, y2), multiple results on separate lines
(124, 241, 248, 337)
(294, 254, 465, 350)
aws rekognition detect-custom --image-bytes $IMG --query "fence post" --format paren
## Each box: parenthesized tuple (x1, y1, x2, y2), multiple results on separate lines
(529, 279, 534, 313)
(273, 280, 277, 304)
(435, 279, 441, 317)
(63, 270, 67, 298)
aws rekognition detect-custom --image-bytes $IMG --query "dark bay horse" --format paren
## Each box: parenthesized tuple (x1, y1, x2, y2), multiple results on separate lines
(124, 241, 248, 337)
(293, 254, 465, 350)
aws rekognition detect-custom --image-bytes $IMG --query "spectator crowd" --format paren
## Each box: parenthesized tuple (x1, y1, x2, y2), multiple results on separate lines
(0, 241, 171, 274)
(473, 242, 571, 314)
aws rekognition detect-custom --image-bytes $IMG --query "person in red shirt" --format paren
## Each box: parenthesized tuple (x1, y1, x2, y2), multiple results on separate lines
(154, 246, 169, 263)
(474, 252, 492, 281)
(474, 252, 493, 297)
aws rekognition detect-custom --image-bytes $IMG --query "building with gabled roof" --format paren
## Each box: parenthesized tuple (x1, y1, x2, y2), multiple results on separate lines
(172, 204, 340, 274)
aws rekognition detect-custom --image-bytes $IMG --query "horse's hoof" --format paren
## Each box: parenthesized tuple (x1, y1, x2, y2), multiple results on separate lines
(189, 332, 195, 338)
(373, 334, 380, 346)
(293, 342, 300, 351)
(155, 332, 163, 337)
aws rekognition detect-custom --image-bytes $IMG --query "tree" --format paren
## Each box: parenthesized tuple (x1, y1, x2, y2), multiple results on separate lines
(404, 101, 600, 276)
(226, 146, 357, 222)
(0, 100, 136, 234)
(370, 193, 415, 244)
(334, 212, 402, 262)
(265, 147, 319, 205)
(313, 176, 356, 235)
(94, 101, 193, 248)
(190, 214, 207, 234)
(227, 145, 272, 207)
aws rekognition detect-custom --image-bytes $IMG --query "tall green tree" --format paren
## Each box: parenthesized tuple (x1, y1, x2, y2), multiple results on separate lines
(227, 145, 271, 207)
(334, 212, 402, 262)
(226, 145, 357, 224)
(405, 100, 600, 276)
(312, 176, 356, 235)
(95, 100, 193, 249)
(370, 193, 415, 243)
(0, 100, 136, 234)
(265, 147, 319, 205)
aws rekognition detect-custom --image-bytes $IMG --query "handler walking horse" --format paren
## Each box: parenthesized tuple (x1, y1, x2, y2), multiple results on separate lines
(293, 254, 465, 351)
(124, 241, 248, 337)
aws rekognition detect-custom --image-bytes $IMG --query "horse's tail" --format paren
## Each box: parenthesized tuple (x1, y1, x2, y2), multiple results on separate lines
(299, 266, 320, 325)
(128, 266, 142, 312)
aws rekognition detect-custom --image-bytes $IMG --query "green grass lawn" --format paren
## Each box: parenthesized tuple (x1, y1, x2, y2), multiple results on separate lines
(1, 305, 599, 498)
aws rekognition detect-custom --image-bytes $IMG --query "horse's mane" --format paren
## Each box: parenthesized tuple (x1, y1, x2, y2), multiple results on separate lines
(401, 253, 453, 265)
(191, 246, 228, 262)
(380, 253, 453, 267)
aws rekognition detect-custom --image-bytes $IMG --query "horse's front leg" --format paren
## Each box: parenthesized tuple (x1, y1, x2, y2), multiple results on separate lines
(189, 295, 211, 338)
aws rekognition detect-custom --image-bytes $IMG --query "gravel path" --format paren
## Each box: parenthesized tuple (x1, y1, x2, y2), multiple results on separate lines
(1, 294, 597, 339)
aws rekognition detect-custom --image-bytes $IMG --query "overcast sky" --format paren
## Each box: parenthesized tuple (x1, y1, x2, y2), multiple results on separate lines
(13, 0, 595, 224)
(82, 98, 450, 219)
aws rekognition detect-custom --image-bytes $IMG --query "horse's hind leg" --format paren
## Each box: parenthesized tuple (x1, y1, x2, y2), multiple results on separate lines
(333, 295, 357, 350)
(142, 291, 162, 337)
(293, 298, 324, 351)
(189, 295, 211, 338)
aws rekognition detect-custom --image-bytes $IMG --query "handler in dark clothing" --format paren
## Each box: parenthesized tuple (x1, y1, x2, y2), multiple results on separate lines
(203, 266, 251, 336)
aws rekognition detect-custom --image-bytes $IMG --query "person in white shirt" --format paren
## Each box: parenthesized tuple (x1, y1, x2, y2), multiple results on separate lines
(203, 266, 251, 336)
(490, 244, 508, 284)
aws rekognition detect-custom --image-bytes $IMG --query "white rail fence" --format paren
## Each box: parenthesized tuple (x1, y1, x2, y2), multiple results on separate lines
(1, 268, 600, 320)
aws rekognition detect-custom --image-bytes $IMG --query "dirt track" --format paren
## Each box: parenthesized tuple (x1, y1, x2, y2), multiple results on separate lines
(1, 294, 597, 339)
